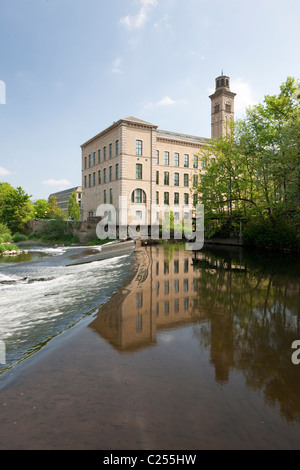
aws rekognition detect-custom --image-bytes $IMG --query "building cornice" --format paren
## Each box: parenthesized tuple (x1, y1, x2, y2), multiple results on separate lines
(81, 117, 158, 149)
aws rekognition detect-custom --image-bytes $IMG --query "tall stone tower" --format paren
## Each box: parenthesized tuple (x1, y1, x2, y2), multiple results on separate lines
(209, 73, 236, 140)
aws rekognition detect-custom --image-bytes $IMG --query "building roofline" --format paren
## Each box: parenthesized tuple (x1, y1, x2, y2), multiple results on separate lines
(81, 117, 158, 148)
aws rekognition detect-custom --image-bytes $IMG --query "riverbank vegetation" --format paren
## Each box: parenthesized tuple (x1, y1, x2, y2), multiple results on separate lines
(194, 77, 300, 251)
(0, 223, 19, 255)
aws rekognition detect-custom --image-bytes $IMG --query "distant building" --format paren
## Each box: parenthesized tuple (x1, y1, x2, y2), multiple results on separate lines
(80, 74, 236, 223)
(49, 186, 82, 214)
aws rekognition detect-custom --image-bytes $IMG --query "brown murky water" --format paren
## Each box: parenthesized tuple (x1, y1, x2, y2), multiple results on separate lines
(0, 243, 299, 450)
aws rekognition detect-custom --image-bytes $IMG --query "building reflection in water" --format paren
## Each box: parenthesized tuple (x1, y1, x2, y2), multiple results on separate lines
(89, 243, 206, 353)
(89, 242, 300, 423)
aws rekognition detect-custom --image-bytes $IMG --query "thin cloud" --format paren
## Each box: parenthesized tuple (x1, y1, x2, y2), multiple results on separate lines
(112, 58, 122, 74)
(120, 0, 158, 30)
(42, 179, 71, 187)
(146, 96, 187, 108)
(0, 166, 11, 176)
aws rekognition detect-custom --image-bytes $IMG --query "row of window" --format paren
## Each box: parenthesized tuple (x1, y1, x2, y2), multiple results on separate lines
(85, 188, 197, 209)
(84, 164, 199, 188)
(84, 141, 120, 169)
(155, 278, 199, 296)
(156, 258, 191, 275)
(157, 151, 203, 169)
(84, 164, 119, 188)
(135, 297, 197, 331)
(158, 171, 198, 188)
(155, 297, 198, 316)
(84, 139, 209, 170)
(156, 191, 197, 207)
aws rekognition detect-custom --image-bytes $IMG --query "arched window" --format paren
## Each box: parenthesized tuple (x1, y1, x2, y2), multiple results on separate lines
(131, 189, 146, 204)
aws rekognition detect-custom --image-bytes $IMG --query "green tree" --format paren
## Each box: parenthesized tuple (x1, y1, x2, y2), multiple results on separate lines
(34, 199, 50, 219)
(194, 77, 300, 245)
(47, 195, 66, 219)
(67, 191, 81, 221)
(0, 183, 34, 233)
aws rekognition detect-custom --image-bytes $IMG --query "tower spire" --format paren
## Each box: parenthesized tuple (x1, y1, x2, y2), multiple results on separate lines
(209, 73, 236, 140)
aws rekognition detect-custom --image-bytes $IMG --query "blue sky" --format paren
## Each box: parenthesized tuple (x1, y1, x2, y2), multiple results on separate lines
(0, 0, 299, 201)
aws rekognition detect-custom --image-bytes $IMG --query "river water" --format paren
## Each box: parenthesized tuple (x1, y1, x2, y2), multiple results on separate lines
(0, 241, 300, 449)
(0, 243, 136, 375)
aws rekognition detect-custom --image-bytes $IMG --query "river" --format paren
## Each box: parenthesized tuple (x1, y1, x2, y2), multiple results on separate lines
(0, 241, 299, 449)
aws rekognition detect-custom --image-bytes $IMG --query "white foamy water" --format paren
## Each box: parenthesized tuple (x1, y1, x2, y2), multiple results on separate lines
(0, 245, 135, 373)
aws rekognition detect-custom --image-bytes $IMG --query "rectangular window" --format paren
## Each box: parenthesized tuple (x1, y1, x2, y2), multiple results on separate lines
(116, 140, 119, 156)
(164, 171, 169, 186)
(184, 174, 189, 187)
(184, 258, 189, 273)
(174, 279, 179, 293)
(202, 158, 207, 169)
(84, 157, 87, 169)
(156, 150, 159, 164)
(184, 193, 189, 205)
(109, 166, 112, 182)
(89, 154, 92, 168)
(156, 171, 159, 185)
(98, 170, 101, 185)
(84, 175, 87, 188)
(104, 147, 107, 161)
(184, 154, 189, 168)
(136, 163, 143, 180)
(156, 191, 159, 204)
(136, 140, 142, 156)
(174, 153, 179, 167)
(174, 192, 179, 205)
(109, 143, 112, 159)
(193, 193, 198, 207)
(93, 172, 96, 186)
(104, 190, 107, 203)
(193, 155, 198, 169)
(136, 210, 142, 219)
(116, 163, 119, 180)
(93, 152, 96, 166)
(103, 168, 107, 183)
(174, 173, 179, 186)
(89, 174, 91, 188)
(98, 149, 101, 163)
(164, 192, 169, 205)
(174, 260, 179, 273)
(110, 188, 113, 204)
(164, 151, 169, 166)
(193, 174, 198, 187)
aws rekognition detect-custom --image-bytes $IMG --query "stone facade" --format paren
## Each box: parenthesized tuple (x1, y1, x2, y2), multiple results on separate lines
(81, 75, 236, 225)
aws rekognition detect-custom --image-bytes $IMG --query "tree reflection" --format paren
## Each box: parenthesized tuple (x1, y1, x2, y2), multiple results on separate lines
(192, 247, 300, 422)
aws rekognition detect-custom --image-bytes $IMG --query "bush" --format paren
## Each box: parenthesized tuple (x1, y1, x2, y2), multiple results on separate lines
(32, 219, 79, 245)
(12, 232, 28, 243)
(0, 223, 11, 236)
(0, 243, 19, 253)
(0, 233, 12, 243)
(243, 219, 300, 250)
